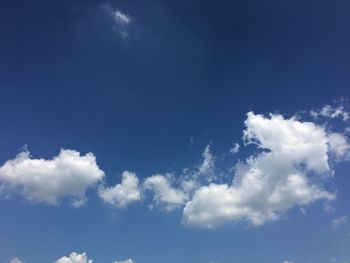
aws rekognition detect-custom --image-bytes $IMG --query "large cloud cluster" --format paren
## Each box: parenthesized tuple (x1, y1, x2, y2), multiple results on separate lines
(1, 103, 349, 228)
(183, 112, 339, 227)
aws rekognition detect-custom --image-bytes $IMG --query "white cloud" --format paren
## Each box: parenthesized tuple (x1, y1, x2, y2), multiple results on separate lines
(99, 171, 141, 208)
(331, 216, 348, 229)
(54, 252, 93, 263)
(327, 133, 350, 161)
(0, 149, 104, 206)
(142, 145, 217, 210)
(144, 174, 188, 210)
(311, 104, 349, 121)
(323, 203, 335, 213)
(181, 145, 217, 192)
(243, 112, 330, 173)
(102, 4, 131, 39)
(198, 145, 215, 178)
(183, 112, 336, 228)
(104, 5, 131, 39)
(115, 259, 134, 263)
(283, 261, 294, 263)
(114, 10, 130, 25)
(9, 258, 24, 263)
(230, 143, 240, 154)
(15, 253, 135, 263)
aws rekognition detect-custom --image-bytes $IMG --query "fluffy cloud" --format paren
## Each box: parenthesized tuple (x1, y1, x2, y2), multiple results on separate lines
(328, 133, 350, 161)
(144, 174, 188, 210)
(99, 171, 141, 208)
(331, 216, 348, 229)
(183, 112, 338, 227)
(0, 149, 104, 206)
(9, 258, 24, 263)
(54, 252, 93, 263)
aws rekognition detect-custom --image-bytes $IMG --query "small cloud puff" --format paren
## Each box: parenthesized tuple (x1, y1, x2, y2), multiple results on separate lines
(114, 10, 130, 25)
(103, 4, 131, 39)
(9, 258, 24, 263)
(230, 143, 240, 154)
(54, 252, 93, 263)
(99, 171, 141, 208)
(115, 260, 134, 263)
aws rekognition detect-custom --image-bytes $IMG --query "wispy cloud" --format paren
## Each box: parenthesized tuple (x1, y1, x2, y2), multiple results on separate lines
(230, 143, 240, 154)
(114, 10, 130, 25)
(112, 9, 131, 39)
(10, 258, 24, 263)
(310, 99, 350, 121)
(331, 216, 348, 229)
(103, 4, 131, 39)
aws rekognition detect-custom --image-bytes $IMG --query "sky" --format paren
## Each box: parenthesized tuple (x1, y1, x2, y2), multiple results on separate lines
(0, 0, 350, 262)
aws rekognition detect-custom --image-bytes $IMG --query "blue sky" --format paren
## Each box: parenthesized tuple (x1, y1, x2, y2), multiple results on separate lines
(1, 0, 350, 263)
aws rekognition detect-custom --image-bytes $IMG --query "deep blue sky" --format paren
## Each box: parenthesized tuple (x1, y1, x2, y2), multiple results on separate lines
(0, 0, 350, 262)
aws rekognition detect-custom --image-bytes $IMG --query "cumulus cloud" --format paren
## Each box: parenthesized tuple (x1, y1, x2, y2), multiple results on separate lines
(99, 171, 141, 208)
(144, 174, 188, 210)
(0, 149, 104, 206)
(327, 133, 350, 161)
(140, 109, 350, 228)
(9, 258, 24, 263)
(331, 216, 348, 229)
(54, 252, 93, 263)
(183, 112, 337, 227)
